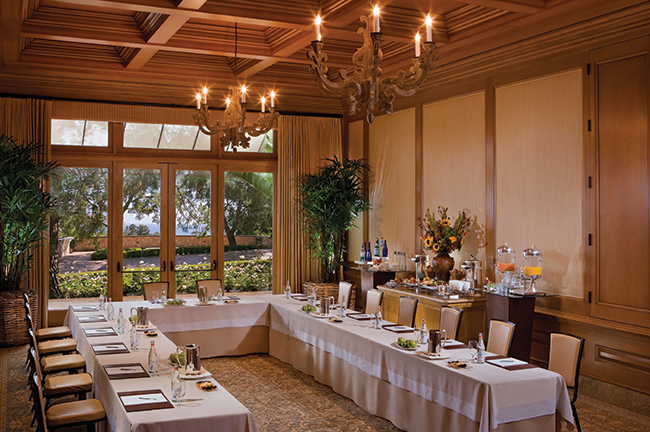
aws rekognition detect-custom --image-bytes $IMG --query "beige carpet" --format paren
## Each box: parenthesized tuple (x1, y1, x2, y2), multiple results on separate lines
(2, 346, 649, 432)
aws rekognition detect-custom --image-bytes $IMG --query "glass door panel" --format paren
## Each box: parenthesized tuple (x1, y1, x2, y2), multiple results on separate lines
(173, 170, 212, 294)
(122, 168, 162, 298)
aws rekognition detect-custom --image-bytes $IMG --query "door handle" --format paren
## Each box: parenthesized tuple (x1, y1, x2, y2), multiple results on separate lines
(162, 261, 166, 272)
(212, 260, 217, 271)
(170, 261, 175, 272)
(117, 262, 121, 273)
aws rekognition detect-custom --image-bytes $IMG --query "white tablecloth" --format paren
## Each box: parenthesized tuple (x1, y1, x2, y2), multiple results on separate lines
(65, 302, 257, 432)
(263, 295, 574, 432)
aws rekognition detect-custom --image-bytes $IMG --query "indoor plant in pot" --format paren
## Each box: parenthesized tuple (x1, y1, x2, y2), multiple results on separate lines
(296, 157, 370, 304)
(0, 135, 56, 345)
(418, 206, 472, 282)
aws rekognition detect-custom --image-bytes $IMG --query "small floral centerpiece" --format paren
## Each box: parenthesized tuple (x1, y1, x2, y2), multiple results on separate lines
(418, 206, 471, 256)
(418, 207, 472, 282)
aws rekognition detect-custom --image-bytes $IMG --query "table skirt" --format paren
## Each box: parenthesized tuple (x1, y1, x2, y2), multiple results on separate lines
(164, 325, 269, 357)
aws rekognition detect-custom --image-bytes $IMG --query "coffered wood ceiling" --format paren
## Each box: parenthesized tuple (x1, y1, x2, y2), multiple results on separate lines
(0, 0, 642, 114)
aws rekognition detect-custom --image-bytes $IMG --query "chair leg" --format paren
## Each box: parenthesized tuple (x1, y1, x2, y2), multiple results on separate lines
(571, 401, 582, 432)
(87, 422, 96, 432)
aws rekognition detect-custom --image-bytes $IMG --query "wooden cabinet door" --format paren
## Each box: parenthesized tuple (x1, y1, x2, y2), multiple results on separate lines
(590, 37, 650, 327)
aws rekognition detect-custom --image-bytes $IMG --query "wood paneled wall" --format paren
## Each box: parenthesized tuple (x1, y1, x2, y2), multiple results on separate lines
(348, 120, 365, 256)
(345, 5, 650, 395)
(495, 70, 584, 298)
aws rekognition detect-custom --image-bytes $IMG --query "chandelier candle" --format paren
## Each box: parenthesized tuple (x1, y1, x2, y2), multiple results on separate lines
(241, 85, 246, 103)
(196, 93, 201, 109)
(270, 91, 275, 108)
(426, 15, 433, 42)
(261, 97, 266, 113)
(202, 86, 208, 104)
(415, 33, 421, 57)
(315, 15, 322, 41)
(373, 5, 380, 32)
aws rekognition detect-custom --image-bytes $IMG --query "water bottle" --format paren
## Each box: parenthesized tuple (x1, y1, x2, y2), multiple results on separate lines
(382, 239, 388, 258)
(161, 285, 167, 303)
(339, 296, 347, 317)
(98, 288, 105, 310)
(107, 298, 114, 320)
(374, 238, 380, 257)
(148, 340, 160, 375)
(419, 318, 428, 344)
(309, 290, 317, 307)
(374, 306, 383, 329)
(477, 333, 486, 364)
(171, 366, 184, 403)
(217, 284, 223, 302)
(360, 243, 365, 262)
(365, 241, 372, 262)
(129, 323, 139, 352)
(285, 281, 291, 299)
(117, 308, 125, 334)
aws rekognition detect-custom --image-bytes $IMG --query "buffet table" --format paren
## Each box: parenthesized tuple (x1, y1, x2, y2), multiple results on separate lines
(264, 295, 574, 432)
(128, 297, 269, 357)
(64, 302, 258, 432)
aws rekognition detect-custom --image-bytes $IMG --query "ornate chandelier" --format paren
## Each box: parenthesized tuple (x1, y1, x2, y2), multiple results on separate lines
(194, 23, 278, 152)
(307, 6, 438, 123)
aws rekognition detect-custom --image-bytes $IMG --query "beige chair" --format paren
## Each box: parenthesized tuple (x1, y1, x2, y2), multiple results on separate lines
(397, 296, 418, 327)
(196, 279, 223, 298)
(30, 373, 105, 432)
(365, 289, 383, 315)
(142, 282, 168, 301)
(28, 329, 86, 380)
(486, 319, 516, 356)
(338, 281, 353, 309)
(549, 333, 585, 432)
(24, 293, 71, 341)
(439, 306, 463, 340)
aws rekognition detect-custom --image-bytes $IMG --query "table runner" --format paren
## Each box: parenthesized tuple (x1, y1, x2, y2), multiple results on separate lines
(65, 302, 257, 432)
(263, 295, 573, 432)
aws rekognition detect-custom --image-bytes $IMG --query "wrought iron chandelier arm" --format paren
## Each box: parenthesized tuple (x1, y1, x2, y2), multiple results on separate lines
(380, 44, 438, 98)
(193, 106, 225, 136)
(307, 43, 362, 98)
(242, 110, 279, 137)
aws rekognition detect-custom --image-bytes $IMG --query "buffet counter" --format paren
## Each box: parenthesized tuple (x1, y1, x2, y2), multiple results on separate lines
(377, 284, 487, 342)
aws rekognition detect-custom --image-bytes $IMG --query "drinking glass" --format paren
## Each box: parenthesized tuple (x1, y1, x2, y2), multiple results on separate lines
(468, 340, 478, 362)
(178, 379, 187, 404)
(152, 293, 158, 304)
(414, 328, 421, 343)
(130, 327, 140, 352)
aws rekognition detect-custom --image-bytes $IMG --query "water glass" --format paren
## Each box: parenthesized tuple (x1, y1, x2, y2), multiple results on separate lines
(130, 329, 140, 352)
(468, 340, 478, 362)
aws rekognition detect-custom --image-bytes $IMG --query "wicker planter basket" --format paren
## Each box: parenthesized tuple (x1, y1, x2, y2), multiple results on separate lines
(0, 291, 37, 347)
(302, 281, 356, 310)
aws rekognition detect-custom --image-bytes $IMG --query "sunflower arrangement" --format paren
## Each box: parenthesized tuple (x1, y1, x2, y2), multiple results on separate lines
(418, 206, 472, 256)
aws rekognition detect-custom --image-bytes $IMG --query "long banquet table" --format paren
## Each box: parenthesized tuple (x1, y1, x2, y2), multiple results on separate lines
(264, 295, 575, 432)
(64, 302, 258, 432)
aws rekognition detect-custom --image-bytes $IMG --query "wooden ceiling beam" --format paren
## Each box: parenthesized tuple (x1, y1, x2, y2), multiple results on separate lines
(459, 0, 545, 14)
(0, 0, 23, 64)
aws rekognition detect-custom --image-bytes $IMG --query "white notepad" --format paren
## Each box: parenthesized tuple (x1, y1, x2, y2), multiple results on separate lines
(120, 393, 167, 406)
(487, 358, 527, 367)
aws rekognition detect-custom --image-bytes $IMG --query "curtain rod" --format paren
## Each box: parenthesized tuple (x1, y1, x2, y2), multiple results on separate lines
(0, 94, 344, 119)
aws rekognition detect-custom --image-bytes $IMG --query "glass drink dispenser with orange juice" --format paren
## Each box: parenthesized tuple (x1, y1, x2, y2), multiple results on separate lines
(522, 245, 542, 291)
(496, 243, 516, 273)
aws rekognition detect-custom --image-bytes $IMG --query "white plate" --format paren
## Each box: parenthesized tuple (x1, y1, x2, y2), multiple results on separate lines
(415, 350, 451, 360)
(392, 341, 418, 351)
(135, 324, 156, 331)
(309, 312, 330, 319)
(179, 368, 212, 380)
(194, 302, 216, 306)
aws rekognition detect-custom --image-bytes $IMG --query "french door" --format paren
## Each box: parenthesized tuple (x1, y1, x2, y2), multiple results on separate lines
(110, 162, 218, 299)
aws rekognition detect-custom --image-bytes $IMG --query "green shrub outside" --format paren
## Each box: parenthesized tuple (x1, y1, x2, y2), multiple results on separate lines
(90, 244, 269, 261)
(57, 258, 272, 298)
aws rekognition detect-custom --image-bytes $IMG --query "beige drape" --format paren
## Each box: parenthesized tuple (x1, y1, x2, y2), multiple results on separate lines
(276, 115, 342, 294)
(0, 98, 52, 328)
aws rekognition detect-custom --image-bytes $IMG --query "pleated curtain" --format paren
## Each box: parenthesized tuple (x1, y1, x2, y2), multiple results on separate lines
(0, 97, 52, 328)
(276, 115, 342, 294)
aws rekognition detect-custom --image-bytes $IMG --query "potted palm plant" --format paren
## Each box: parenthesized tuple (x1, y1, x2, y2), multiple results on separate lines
(0, 135, 56, 346)
(296, 157, 370, 304)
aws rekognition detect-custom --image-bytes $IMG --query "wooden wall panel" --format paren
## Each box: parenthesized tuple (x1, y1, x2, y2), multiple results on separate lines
(348, 120, 365, 259)
(422, 92, 487, 269)
(368, 108, 416, 268)
(495, 70, 584, 298)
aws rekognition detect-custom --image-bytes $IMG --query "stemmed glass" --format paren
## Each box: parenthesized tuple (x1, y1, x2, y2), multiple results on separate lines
(468, 340, 478, 362)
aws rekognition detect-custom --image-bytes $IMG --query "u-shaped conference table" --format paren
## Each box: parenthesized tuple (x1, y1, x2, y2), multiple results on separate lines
(64, 294, 574, 432)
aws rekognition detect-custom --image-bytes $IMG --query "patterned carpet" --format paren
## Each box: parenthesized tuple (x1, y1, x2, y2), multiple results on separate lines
(2, 345, 649, 432)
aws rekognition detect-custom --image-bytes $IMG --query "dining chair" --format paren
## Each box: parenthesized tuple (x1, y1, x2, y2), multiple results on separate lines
(365, 289, 383, 315)
(25, 313, 77, 357)
(196, 279, 223, 298)
(548, 333, 586, 432)
(439, 306, 463, 340)
(28, 329, 86, 380)
(24, 293, 71, 341)
(338, 281, 353, 309)
(397, 296, 418, 327)
(486, 319, 516, 356)
(30, 372, 106, 432)
(142, 282, 168, 301)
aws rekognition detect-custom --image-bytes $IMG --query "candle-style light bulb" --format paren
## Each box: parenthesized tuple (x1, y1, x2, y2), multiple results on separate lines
(226, 97, 231, 108)
(270, 91, 275, 108)
(241, 85, 247, 103)
(415, 33, 421, 57)
(261, 96, 266, 113)
(202, 86, 208, 104)
(315, 15, 322, 41)
(196, 93, 202, 109)
(373, 5, 380, 33)
(425, 14, 433, 42)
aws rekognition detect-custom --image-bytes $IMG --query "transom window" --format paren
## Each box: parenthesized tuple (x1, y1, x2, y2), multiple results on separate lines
(123, 123, 210, 151)
(51, 120, 109, 147)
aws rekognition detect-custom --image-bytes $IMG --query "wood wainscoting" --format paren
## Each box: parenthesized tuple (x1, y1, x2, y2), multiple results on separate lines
(532, 298, 650, 396)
